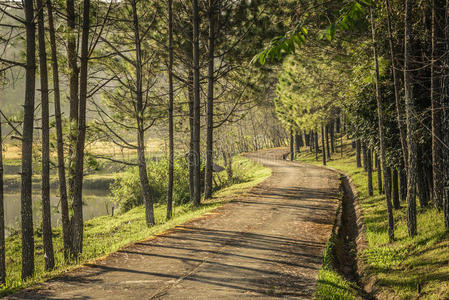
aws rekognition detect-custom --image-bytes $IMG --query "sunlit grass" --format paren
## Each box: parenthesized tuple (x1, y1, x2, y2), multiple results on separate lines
(0, 155, 271, 297)
(299, 137, 449, 299)
(315, 236, 360, 300)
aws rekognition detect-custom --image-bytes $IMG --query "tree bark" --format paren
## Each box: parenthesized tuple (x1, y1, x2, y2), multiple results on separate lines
(37, 0, 54, 270)
(47, 0, 71, 260)
(404, 0, 417, 236)
(290, 128, 294, 161)
(393, 168, 400, 209)
(0, 115, 5, 284)
(132, 0, 154, 226)
(377, 155, 383, 194)
(399, 162, 407, 201)
(371, 8, 394, 241)
(71, 0, 91, 257)
(356, 139, 362, 168)
(330, 122, 335, 153)
(315, 131, 319, 161)
(192, 0, 201, 206)
(321, 126, 326, 166)
(66, 0, 79, 203)
(431, 0, 444, 209)
(204, 0, 215, 199)
(362, 141, 367, 171)
(386, 0, 408, 171)
(367, 148, 373, 196)
(21, 0, 36, 278)
(166, 0, 175, 220)
(325, 124, 331, 159)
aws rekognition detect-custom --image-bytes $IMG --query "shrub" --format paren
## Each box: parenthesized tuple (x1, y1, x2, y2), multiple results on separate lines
(111, 157, 191, 212)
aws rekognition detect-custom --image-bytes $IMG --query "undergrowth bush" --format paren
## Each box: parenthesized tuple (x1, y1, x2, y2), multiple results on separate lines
(111, 157, 191, 212)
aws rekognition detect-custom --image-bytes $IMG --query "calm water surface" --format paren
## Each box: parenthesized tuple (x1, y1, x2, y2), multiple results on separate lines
(4, 189, 113, 236)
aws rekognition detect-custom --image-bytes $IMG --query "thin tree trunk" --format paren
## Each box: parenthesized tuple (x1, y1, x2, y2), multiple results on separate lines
(325, 124, 330, 159)
(417, 150, 430, 208)
(377, 155, 383, 194)
(166, 0, 174, 220)
(404, 0, 417, 236)
(0, 115, 5, 284)
(371, 8, 394, 241)
(188, 70, 194, 202)
(204, 0, 215, 199)
(192, 0, 201, 206)
(356, 139, 362, 168)
(132, 0, 154, 226)
(71, 0, 91, 257)
(330, 122, 335, 153)
(362, 141, 367, 171)
(393, 168, 400, 209)
(444, 0, 449, 230)
(321, 126, 326, 166)
(37, 0, 54, 270)
(21, 0, 36, 278)
(66, 0, 79, 203)
(431, 0, 444, 209)
(399, 163, 407, 201)
(47, 0, 71, 259)
(295, 134, 300, 153)
(315, 131, 319, 161)
(367, 148, 373, 196)
(386, 0, 408, 170)
(290, 128, 294, 161)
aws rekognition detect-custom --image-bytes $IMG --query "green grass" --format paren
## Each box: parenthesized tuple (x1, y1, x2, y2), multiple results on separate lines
(315, 235, 360, 300)
(0, 155, 271, 296)
(299, 138, 449, 299)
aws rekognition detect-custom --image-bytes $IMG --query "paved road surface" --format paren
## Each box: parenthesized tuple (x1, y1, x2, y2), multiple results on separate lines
(8, 149, 340, 299)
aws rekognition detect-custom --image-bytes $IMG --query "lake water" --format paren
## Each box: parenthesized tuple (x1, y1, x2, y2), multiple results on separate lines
(4, 189, 113, 236)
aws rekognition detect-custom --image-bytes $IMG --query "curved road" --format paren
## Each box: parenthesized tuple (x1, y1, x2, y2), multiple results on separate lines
(9, 149, 340, 299)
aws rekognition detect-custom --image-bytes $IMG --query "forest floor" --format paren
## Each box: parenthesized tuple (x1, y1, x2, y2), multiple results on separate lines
(297, 140, 449, 299)
(6, 148, 341, 299)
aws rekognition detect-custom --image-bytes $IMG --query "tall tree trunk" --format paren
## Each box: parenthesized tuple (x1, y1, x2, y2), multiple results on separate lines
(0, 115, 5, 284)
(37, 0, 54, 270)
(417, 149, 430, 208)
(295, 134, 301, 153)
(325, 124, 330, 159)
(166, 0, 174, 220)
(321, 126, 326, 166)
(377, 155, 383, 194)
(330, 122, 335, 153)
(47, 0, 71, 259)
(314, 131, 319, 160)
(431, 0, 444, 209)
(132, 0, 154, 226)
(188, 70, 194, 202)
(356, 139, 362, 168)
(393, 168, 400, 209)
(386, 0, 408, 171)
(399, 162, 407, 201)
(71, 0, 91, 257)
(21, 0, 36, 279)
(371, 8, 394, 241)
(362, 141, 367, 171)
(192, 0, 201, 206)
(444, 0, 449, 230)
(290, 128, 294, 161)
(66, 0, 79, 203)
(404, 0, 417, 236)
(204, 0, 215, 199)
(367, 148, 373, 196)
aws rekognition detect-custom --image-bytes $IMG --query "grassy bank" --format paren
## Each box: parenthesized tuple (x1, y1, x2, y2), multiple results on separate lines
(315, 235, 360, 300)
(1, 155, 271, 296)
(299, 140, 449, 299)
